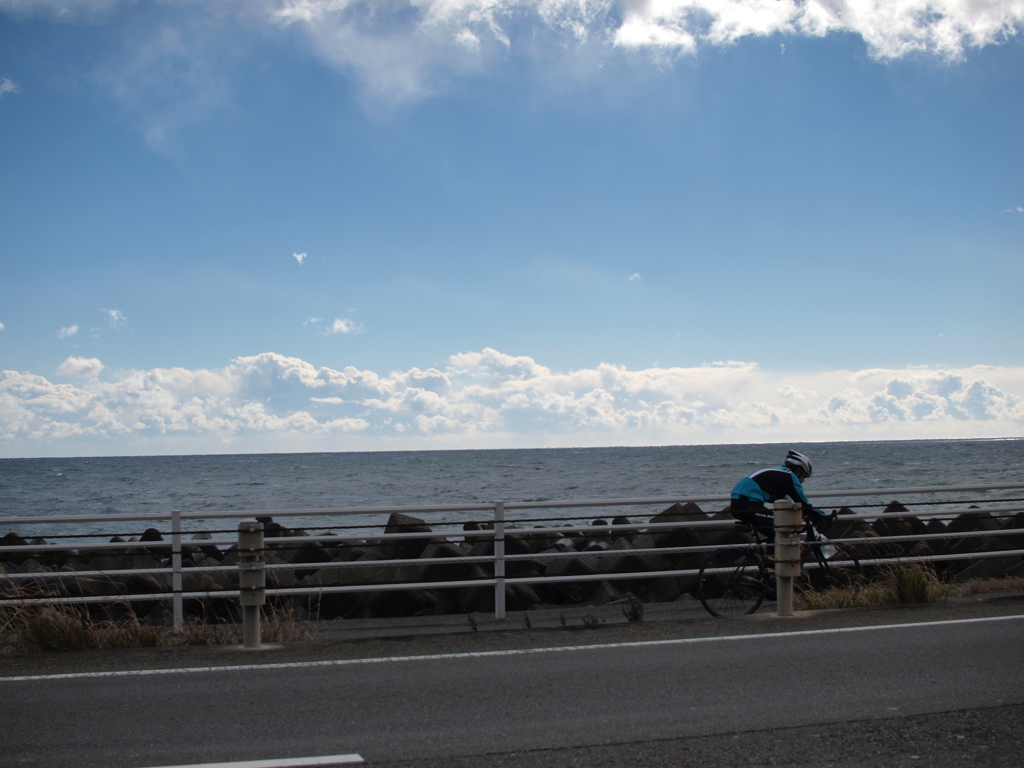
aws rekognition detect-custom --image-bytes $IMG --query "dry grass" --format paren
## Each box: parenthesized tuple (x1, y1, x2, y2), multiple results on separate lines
(956, 575, 1024, 595)
(1, 604, 167, 652)
(797, 563, 956, 610)
(0, 591, 315, 652)
(621, 592, 645, 623)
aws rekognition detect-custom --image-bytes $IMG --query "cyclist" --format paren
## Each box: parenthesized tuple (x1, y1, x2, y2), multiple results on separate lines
(730, 450, 832, 544)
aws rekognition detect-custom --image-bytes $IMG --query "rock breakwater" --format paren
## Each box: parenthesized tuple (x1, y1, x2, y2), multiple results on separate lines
(2, 502, 1023, 625)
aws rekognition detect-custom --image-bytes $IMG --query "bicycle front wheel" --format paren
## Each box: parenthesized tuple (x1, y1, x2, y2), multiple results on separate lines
(698, 548, 767, 617)
(800, 542, 863, 592)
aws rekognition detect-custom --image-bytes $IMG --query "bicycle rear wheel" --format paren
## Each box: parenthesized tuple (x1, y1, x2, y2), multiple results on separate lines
(698, 547, 767, 617)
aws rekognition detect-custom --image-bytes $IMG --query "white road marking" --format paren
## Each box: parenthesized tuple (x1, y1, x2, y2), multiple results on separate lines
(3, 614, 1021, 683)
(139, 756, 363, 768)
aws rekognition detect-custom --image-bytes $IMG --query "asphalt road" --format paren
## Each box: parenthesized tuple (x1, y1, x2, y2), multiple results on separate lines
(2, 598, 1023, 768)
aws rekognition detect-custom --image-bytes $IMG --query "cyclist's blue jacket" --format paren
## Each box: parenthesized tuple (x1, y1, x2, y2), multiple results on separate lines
(731, 466, 826, 519)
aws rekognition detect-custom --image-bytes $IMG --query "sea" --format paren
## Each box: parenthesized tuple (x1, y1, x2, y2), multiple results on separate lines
(0, 439, 1021, 540)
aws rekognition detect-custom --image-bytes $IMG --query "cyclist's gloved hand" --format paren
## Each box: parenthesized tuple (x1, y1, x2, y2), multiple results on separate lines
(812, 509, 834, 533)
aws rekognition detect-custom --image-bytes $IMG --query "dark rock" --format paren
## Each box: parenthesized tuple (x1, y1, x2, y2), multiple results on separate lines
(456, 565, 495, 613)
(186, 531, 221, 562)
(183, 556, 234, 593)
(420, 541, 473, 584)
(584, 580, 626, 606)
(997, 512, 1024, 550)
(548, 537, 578, 553)
(364, 583, 433, 618)
(139, 528, 166, 558)
(920, 517, 952, 558)
(906, 541, 935, 559)
(612, 516, 637, 540)
(843, 529, 886, 560)
(520, 526, 559, 553)
(947, 510, 1001, 534)
(0, 532, 29, 564)
(383, 512, 435, 559)
(645, 502, 709, 549)
(424, 590, 460, 616)
(83, 553, 124, 572)
(642, 575, 684, 603)
(264, 551, 296, 589)
(287, 541, 333, 579)
(883, 500, 910, 514)
(123, 571, 169, 617)
(871, 515, 928, 556)
(502, 534, 535, 576)
(65, 574, 124, 598)
(583, 519, 612, 549)
(829, 512, 874, 542)
(466, 532, 532, 576)
(543, 550, 599, 579)
(1000, 512, 1024, 531)
(118, 553, 166, 574)
(705, 511, 746, 548)
(706, 524, 754, 550)
(602, 537, 671, 594)
(944, 511, 1003, 556)
(949, 537, 1021, 583)
(507, 583, 541, 611)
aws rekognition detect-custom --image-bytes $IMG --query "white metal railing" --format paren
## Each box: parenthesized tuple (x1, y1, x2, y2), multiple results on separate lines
(1, 483, 1023, 633)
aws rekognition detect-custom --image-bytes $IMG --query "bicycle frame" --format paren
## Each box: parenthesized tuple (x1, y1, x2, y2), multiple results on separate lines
(698, 519, 861, 617)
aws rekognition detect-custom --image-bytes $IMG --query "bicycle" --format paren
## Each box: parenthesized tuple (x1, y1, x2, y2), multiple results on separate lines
(697, 516, 862, 617)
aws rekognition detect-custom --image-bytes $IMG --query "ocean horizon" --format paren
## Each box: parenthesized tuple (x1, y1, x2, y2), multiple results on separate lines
(2, 437, 1021, 535)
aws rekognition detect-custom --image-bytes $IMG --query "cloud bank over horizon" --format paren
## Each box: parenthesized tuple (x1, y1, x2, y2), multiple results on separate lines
(2, 349, 1022, 456)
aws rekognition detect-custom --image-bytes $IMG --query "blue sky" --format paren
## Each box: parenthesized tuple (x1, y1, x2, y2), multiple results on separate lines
(1, 1, 1023, 457)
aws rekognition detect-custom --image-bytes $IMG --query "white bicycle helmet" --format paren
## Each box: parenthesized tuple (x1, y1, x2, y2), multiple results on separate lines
(784, 450, 813, 478)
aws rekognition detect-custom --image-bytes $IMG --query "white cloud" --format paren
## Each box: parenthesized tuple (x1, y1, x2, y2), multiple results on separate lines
(629, 273, 642, 281)
(327, 317, 362, 335)
(101, 308, 127, 328)
(265, 1, 1024, 99)
(4, 349, 1023, 453)
(5, 1, 1023, 117)
(1000, 206, 1024, 214)
(293, 251, 307, 265)
(0, 77, 20, 97)
(57, 324, 79, 339)
(329, 317, 362, 334)
(55, 356, 104, 378)
(306, 316, 364, 335)
(0, 321, 5, 331)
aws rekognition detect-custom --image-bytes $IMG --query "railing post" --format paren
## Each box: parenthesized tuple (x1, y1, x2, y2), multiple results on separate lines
(171, 509, 183, 632)
(238, 518, 266, 648)
(494, 500, 506, 620)
(773, 500, 802, 617)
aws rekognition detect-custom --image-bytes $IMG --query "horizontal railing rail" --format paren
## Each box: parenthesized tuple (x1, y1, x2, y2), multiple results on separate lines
(2, 482, 1022, 631)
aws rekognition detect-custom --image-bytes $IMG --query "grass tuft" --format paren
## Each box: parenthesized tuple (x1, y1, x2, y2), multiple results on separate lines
(797, 563, 954, 610)
(621, 592, 645, 623)
(1, 590, 314, 652)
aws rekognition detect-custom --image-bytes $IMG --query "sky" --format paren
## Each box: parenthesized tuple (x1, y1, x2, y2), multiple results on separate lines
(1, 0, 1023, 458)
